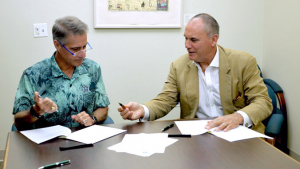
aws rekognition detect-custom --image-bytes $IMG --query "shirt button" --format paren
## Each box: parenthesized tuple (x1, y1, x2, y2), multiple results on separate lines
(70, 84, 72, 87)
(245, 123, 249, 127)
(211, 104, 214, 106)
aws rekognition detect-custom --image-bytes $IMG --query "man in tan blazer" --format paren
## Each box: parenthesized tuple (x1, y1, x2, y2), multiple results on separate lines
(118, 13, 272, 133)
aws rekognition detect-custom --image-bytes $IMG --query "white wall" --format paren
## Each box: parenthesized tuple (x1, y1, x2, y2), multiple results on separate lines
(0, 0, 264, 150)
(263, 0, 300, 158)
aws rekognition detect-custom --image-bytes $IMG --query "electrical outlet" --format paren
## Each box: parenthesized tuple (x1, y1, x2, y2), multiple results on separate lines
(33, 23, 48, 37)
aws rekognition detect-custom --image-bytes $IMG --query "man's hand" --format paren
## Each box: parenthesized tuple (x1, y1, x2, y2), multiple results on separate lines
(118, 102, 145, 120)
(71, 111, 94, 126)
(205, 113, 244, 132)
(33, 91, 58, 116)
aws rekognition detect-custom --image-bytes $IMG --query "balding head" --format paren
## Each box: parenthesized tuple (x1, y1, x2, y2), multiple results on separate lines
(190, 13, 219, 38)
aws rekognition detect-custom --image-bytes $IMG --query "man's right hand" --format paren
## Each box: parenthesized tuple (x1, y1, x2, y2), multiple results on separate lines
(118, 102, 145, 120)
(33, 91, 58, 116)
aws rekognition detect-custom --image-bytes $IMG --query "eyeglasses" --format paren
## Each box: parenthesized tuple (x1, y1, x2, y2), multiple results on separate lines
(58, 41, 93, 57)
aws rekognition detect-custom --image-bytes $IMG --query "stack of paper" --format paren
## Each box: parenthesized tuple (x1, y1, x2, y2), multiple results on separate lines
(108, 133, 178, 157)
(175, 120, 273, 142)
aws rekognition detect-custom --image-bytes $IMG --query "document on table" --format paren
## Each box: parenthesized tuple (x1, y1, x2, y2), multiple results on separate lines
(175, 120, 273, 142)
(20, 125, 126, 144)
(108, 133, 178, 157)
(175, 120, 211, 135)
(66, 125, 126, 144)
(20, 125, 71, 144)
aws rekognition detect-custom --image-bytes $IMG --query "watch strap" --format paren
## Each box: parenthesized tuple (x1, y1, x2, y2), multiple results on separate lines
(90, 115, 98, 124)
(30, 106, 42, 118)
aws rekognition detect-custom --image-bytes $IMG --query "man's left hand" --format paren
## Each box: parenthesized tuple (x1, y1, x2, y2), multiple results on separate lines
(71, 111, 94, 126)
(205, 113, 244, 132)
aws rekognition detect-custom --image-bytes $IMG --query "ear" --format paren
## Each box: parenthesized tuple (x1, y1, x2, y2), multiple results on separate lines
(53, 40, 60, 50)
(211, 34, 219, 47)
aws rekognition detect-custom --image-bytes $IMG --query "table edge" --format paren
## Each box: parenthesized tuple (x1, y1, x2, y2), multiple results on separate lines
(258, 137, 300, 164)
(3, 132, 10, 169)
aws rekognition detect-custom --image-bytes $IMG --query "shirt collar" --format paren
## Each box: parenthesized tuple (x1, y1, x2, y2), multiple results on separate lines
(51, 52, 64, 78)
(193, 47, 219, 68)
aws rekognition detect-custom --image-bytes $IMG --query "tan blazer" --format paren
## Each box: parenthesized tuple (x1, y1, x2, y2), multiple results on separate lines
(144, 45, 272, 133)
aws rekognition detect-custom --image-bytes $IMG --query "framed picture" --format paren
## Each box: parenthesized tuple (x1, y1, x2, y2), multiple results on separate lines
(94, 0, 183, 28)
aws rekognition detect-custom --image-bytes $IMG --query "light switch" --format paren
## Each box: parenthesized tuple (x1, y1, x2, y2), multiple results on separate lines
(33, 23, 48, 37)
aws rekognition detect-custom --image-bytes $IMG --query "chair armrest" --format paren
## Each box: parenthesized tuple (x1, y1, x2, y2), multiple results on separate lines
(265, 113, 284, 137)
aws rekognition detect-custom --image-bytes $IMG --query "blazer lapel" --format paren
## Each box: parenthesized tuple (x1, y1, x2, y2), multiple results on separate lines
(185, 61, 199, 118)
(218, 46, 234, 115)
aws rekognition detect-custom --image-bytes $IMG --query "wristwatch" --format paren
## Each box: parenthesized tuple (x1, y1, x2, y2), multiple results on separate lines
(90, 115, 98, 124)
(30, 106, 42, 118)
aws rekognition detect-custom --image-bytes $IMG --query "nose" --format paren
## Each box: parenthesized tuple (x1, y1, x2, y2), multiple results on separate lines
(76, 50, 87, 58)
(185, 39, 191, 49)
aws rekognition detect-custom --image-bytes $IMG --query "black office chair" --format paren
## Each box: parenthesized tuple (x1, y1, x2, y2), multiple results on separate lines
(258, 65, 288, 154)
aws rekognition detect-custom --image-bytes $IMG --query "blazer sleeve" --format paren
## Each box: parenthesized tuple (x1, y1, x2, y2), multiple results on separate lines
(238, 56, 273, 126)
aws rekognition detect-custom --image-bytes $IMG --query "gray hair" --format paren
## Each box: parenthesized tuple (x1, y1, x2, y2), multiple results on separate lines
(52, 16, 89, 45)
(192, 13, 219, 38)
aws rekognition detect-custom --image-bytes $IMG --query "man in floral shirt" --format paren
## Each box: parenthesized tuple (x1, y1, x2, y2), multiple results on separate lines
(13, 16, 111, 130)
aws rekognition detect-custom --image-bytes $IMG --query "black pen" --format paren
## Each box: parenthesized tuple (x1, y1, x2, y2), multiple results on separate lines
(59, 144, 94, 151)
(118, 102, 126, 109)
(162, 123, 174, 131)
(38, 160, 70, 169)
(168, 134, 191, 138)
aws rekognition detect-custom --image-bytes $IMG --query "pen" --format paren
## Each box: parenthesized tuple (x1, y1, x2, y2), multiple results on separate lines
(162, 123, 174, 131)
(119, 102, 126, 109)
(38, 94, 59, 112)
(168, 134, 191, 138)
(59, 144, 93, 151)
(38, 160, 70, 169)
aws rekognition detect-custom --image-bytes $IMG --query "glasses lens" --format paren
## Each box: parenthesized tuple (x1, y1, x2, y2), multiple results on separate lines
(73, 43, 92, 57)
(86, 44, 92, 52)
(74, 50, 85, 57)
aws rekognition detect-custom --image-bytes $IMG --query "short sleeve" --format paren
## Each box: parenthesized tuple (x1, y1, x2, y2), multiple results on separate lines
(13, 72, 35, 114)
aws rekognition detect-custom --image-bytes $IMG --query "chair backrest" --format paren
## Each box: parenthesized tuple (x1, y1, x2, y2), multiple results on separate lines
(257, 65, 288, 154)
(12, 123, 18, 131)
(101, 116, 114, 124)
(262, 84, 278, 127)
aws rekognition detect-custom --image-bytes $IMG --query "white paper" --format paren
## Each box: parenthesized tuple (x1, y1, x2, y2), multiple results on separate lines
(211, 125, 273, 142)
(175, 120, 211, 135)
(66, 125, 126, 144)
(108, 133, 178, 157)
(20, 125, 126, 144)
(108, 142, 156, 157)
(20, 125, 71, 144)
(175, 120, 273, 142)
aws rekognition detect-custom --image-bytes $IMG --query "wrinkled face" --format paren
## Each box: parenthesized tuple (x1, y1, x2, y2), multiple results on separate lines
(184, 18, 217, 63)
(56, 34, 88, 67)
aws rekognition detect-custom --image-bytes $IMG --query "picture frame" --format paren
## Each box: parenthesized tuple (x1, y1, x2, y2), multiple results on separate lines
(94, 0, 183, 28)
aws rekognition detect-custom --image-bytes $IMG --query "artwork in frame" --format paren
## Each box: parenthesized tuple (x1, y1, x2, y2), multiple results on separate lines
(94, 0, 183, 28)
